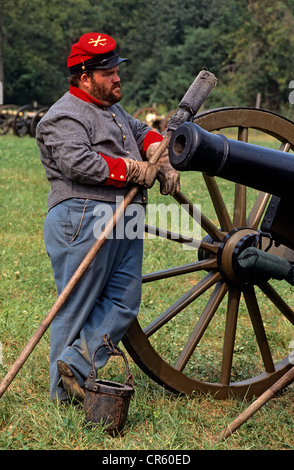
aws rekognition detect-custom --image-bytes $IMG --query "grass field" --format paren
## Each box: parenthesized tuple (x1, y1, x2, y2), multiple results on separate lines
(0, 133, 293, 451)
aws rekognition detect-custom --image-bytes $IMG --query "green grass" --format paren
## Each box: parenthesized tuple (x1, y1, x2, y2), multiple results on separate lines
(0, 134, 293, 451)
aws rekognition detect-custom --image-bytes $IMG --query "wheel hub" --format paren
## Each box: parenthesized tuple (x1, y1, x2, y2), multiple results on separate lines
(218, 228, 260, 284)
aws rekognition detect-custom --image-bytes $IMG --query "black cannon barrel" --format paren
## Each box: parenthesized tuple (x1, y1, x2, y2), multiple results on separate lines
(169, 122, 294, 200)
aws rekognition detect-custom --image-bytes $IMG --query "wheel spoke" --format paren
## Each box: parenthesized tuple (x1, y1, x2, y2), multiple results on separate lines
(202, 174, 234, 232)
(220, 287, 241, 385)
(233, 127, 248, 227)
(144, 271, 222, 337)
(259, 282, 294, 326)
(279, 142, 291, 152)
(243, 285, 275, 373)
(233, 183, 247, 227)
(173, 190, 225, 241)
(142, 258, 217, 283)
(246, 192, 270, 229)
(144, 224, 219, 254)
(174, 281, 228, 371)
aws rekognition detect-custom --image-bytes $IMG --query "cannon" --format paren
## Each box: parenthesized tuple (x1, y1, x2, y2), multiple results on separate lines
(122, 107, 294, 399)
(169, 116, 294, 253)
(168, 116, 294, 281)
(12, 104, 48, 137)
(169, 120, 294, 201)
(0, 104, 20, 135)
(133, 106, 166, 131)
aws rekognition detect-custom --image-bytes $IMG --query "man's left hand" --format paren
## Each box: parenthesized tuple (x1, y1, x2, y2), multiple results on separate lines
(146, 142, 180, 196)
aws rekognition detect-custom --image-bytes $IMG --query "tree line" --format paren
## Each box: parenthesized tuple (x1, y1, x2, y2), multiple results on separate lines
(1, 0, 294, 116)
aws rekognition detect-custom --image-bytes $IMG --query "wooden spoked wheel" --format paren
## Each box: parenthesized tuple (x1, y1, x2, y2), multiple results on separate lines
(123, 107, 294, 399)
(29, 106, 48, 137)
(13, 104, 36, 137)
(133, 106, 164, 131)
(0, 104, 19, 135)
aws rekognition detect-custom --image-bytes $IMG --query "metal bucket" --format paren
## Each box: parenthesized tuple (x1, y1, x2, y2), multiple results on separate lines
(83, 334, 134, 435)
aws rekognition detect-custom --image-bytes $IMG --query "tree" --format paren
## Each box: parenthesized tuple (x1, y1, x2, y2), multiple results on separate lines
(1, 0, 101, 105)
(1, 0, 294, 113)
(225, 0, 294, 111)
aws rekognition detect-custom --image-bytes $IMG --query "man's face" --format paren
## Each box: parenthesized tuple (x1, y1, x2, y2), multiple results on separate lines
(88, 66, 122, 107)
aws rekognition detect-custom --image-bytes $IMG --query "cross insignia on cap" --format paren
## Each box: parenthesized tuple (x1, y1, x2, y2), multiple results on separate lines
(88, 35, 107, 47)
(68, 32, 128, 73)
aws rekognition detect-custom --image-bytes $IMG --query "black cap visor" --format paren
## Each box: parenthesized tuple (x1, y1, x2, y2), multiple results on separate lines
(69, 50, 129, 74)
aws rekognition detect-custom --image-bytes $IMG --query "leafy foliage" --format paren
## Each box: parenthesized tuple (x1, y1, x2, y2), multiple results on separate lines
(1, 0, 294, 113)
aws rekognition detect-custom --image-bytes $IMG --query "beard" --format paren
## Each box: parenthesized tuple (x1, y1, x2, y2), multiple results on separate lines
(89, 78, 122, 106)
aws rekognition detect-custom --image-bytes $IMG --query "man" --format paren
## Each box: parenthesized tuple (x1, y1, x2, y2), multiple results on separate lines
(36, 32, 180, 401)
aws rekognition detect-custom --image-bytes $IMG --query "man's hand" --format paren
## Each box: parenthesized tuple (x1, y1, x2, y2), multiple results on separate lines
(125, 159, 158, 188)
(146, 142, 180, 196)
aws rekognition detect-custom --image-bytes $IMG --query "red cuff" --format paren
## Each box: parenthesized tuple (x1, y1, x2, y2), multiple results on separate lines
(142, 131, 163, 156)
(99, 153, 127, 187)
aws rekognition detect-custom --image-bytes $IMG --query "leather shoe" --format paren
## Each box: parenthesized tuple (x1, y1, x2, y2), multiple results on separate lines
(57, 360, 85, 402)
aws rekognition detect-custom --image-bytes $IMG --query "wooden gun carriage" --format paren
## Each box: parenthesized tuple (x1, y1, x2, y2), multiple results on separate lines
(122, 107, 294, 399)
(0, 104, 48, 137)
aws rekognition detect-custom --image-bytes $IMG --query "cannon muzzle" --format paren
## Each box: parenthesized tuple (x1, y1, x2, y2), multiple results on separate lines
(169, 121, 294, 200)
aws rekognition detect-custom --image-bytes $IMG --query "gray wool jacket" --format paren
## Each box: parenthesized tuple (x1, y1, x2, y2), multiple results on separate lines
(36, 91, 158, 210)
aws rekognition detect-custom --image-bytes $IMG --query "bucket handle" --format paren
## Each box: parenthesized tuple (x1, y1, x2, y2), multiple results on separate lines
(89, 334, 134, 387)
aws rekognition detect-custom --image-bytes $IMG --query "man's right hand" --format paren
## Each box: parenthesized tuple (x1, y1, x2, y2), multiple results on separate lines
(125, 159, 158, 188)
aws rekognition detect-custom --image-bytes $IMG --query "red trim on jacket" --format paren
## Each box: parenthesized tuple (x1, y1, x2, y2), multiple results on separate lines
(69, 85, 102, 106)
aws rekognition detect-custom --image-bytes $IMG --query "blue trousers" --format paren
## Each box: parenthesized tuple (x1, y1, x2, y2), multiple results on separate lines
(44, 198, 144, 399)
